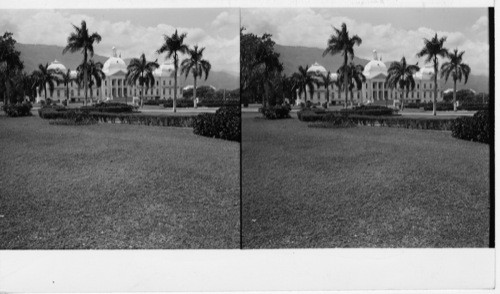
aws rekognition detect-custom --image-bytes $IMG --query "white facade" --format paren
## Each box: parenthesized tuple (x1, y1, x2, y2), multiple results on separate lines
(37, 47, 183, 104)
(297, 50, 443, 106)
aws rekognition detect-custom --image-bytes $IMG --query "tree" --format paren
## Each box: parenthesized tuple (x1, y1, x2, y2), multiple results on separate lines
(337, 62, 366, 106)
(440, 49, 471, 112)
(32, 63, 58, 101)
(57, 69, 75, 103)
(292, 65, 315, 105)
(77, 59, 105, 104)
(323, 23, 362, 108)
(252, 33, 283, 107)
(157, 30, 189, 112)
(318, 71, 334, 106)
(181, 45, 211, 108)
(125, 53, 158, 107)
(0, 32, 24, 105)
(63, 20, 102, 106)
(416, 33, 448, 116)
(386, 56, 420, 110)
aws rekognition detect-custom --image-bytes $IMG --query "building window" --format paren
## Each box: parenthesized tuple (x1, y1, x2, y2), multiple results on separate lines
(70, 90, 74, 96)
(163, 80, 166, 86)
(169, 88, 171, 95)
(78, 89, 80, 96)
(112, 80, 115, 86)
(124, 89, 127, 96)
(169, 80, 172, 86)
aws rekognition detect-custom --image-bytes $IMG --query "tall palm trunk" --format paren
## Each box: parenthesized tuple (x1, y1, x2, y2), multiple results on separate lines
(89, 85, 93, 103)
(66, 83, 69, 104)
(193, 75, 197, 108)
(173, 54, 178, 113)
(433, 57, 437, 116)
(337, 84, 341, 105)
(140, 72, 144, 108)
(344, 54, 348, 108)
(44, 84, 47, 101)
(325, 86, 330, 106)
(84, 50, 88, 106)
(453, 67, 458, 112)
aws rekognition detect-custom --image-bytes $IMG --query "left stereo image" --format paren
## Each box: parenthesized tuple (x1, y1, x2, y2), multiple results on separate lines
(0, 8, 241, 249)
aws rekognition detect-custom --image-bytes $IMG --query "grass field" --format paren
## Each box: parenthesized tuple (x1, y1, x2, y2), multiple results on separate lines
(242, 112, 490, 248)
(0, 114, 239, 249)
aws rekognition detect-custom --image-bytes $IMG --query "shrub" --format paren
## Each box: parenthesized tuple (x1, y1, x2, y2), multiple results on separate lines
(457, 103, 489, 111)
(404, 103, 421, 109)
(163, 99, 194, 108)
(2, 102, 33, 117)
(260, 105, 291, 119)
(193, 106, 240, 141)
(451, 110, 490, 144)
(297, 109, 327, 121)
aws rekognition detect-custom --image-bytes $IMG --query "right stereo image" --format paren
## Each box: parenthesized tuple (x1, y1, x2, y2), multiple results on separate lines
(241, 7, 493, 249)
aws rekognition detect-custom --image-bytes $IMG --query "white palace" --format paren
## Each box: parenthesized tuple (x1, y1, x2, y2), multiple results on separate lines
(36, 47, 183, 104)
(297, 50, 443, 106)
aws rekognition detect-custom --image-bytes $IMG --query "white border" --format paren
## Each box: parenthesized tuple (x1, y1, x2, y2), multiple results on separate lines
(0, 0, 496, 292)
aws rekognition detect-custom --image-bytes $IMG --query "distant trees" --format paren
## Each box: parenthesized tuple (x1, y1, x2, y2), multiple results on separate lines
(416, 33, 448, 116)
(57, 69, 75, 103)
(441, 49, 471, 111)
(77, 59, 105, 104)
(337, 62, 366, 107)
(63, 20, 102, 106)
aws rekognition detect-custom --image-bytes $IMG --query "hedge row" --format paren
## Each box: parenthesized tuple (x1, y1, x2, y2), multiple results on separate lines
(198, 99, 239, 107)
(346, 115, 455, 130)
(260, 105, 291, 119)
(451, 110, 490, 143)
(2, 103, 33, 117)
(163, 99, 194, 108)
(340, 105, 397, 116)
(193, 106, 240, 141)
(81, 102, 134, 113)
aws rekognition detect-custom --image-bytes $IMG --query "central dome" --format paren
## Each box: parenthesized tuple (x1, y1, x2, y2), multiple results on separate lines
(414, 64, 435, 80)
(47, 59, 67, 73)
(307, 62, 327, 76)
(363, 50, 387, 79)
(102, 47, 127, 76)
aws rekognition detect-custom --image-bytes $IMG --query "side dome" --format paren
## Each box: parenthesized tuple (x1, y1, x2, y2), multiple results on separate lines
(47, 59, 67, 73)
(154, 59, 175, 77)
(414, 64, 435, 80)
(363, 50, 387, 79)
(102, 47, 127, 76)
(307, 62, 327, 76)
(329, 72, 339, 81)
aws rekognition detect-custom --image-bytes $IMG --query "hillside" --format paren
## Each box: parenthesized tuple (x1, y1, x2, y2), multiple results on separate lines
(275, 44, 489, 93)
(15, 43, 239, 90)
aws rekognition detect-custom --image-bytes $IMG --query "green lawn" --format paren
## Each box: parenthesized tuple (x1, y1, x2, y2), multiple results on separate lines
(242, 112, 490, 248)
(0, 114, 239, 249)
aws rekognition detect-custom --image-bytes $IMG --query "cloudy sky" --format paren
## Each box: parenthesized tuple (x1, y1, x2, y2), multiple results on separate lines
(0, 9, 240, 74)
(242, 8, 489, 75)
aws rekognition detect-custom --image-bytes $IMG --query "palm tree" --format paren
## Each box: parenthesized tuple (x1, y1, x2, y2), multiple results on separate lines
(386, 56, 420, 110)
(125, 53, 159, 108)
(440, 49, 471, 112)
(323, 23, 362, 108)
(416, 33, 448, 116)
(77, 60, 105, 104)
(157, 30, 189, 112)
(32, 63, 58, 101)
(180, 45, 211, 108)
(318, 71, 334, 106)
(62, 20, 102, 106)
(338, 62, 366, 106)
(252, 39, 283, 107)
(292, 65, 315, 106)
(57, 69, 75, 104)
(332, 74, 342, 105)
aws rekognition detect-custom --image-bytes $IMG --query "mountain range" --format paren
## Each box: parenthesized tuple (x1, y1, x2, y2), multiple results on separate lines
(15, 43, 240, 91)
(274, 44, 490, 94)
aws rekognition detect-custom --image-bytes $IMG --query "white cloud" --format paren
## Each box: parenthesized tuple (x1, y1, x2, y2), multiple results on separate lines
(1, 10, 239, 73)
(242, 9, 489, 75)
(472, 16, 488, 31)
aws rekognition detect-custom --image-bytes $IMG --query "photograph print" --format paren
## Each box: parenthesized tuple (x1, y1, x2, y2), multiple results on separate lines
(0, 8, 240, 249)
(241, 7, 492, 248)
